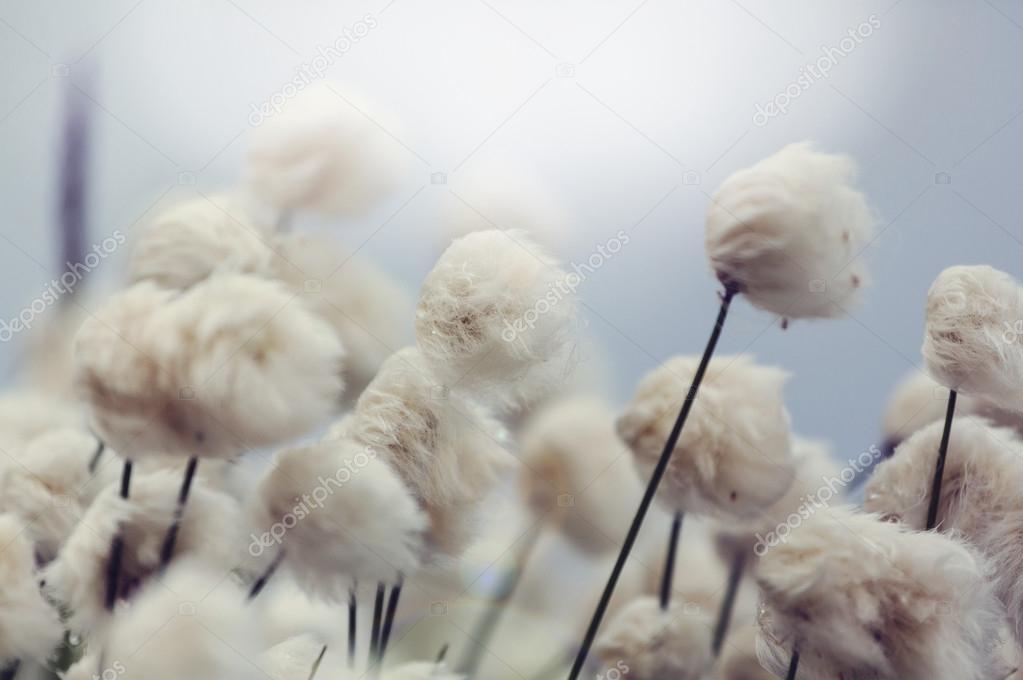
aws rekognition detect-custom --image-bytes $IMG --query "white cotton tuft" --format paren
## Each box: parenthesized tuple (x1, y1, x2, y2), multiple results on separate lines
(864, 417, 1023, 645)
(74, 274, 344, 458)
(617, 355, 795, 520)
(0, 514, 63, 663)
(717, 436, 842, 557)
(243, 81, 406, 218)
(253, 437, 426, 600)
(258, 634, 328, 680)
(337, 347, 514, 559)
(415, 229, 577, 411)
(519, 397, 642, 555)
(128, 193, 273, 290)
(0, 428, 100, 561)
(104, 559, 259, 680)
(705, 142, 874, 319)
(594, 596, 714, 680)
(44, 471, 242, 634)
(922, 265, 1023, 408)
(755, 507, 1005, 680)
(269, 231, 413, 399)
(0, 391, 82, 453)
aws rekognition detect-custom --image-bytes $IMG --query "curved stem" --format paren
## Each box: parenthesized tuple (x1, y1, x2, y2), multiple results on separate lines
(926, 389, 957, 530)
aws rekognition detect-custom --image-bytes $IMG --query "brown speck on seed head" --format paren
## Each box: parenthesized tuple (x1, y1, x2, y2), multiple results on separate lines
(851, 274, 861, 288)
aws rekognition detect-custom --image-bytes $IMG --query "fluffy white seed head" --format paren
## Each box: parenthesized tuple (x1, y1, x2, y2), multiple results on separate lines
(0, 428, 99, 562)
(594, 596, 714, 680)
(243, 81, 406, 218)
(128, 194, 274, 290)
(0, 514, 63, 663)
(254, 438, 426, 600)
(923, 265, 1023, 408)
(0, 391, 82, 453)
(338, 347, 514, 559)
(415, 229, 577, 411)
(756, 507, 1004, 680)
(617, 355, 795, 520)
(74, 275, 344, 458)
(864, 417, 1023, 644)
(44, 471, 242, 634)
(705, 142, 874, 319)
(519, 397, 643, 554)
(104, 559, 259, 680)
(258, 634, 328, 680)
(269, 231, 413, 399)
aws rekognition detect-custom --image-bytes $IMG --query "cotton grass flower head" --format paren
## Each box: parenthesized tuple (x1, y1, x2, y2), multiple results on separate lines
(103, 558, 259, 680)
(0, 513, 63, 664)
(269, 231, 413, 399)
(44, 471, 242, 634)
(922, 265, 1023, 408)
(337, 346, 513, 559)
(74, 274, 344, 458)
(415, 229, 577, 412)
(705, 142, 874, 319)
(253, 437, 426, 601)
(755, 507, 1004, 680)
(593, 596, 713, 680)
(864, 417, 1023, 644)
(244, 81, 407, 218)
(0, 427, 99, 562)
(128, 193, 274, 290)
(519, 396, 642, 555)
(0, 391, 81, 453)
(616, 355, 795, 521)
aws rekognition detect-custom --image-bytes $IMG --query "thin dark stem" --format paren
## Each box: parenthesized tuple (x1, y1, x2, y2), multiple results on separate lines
(785, 648, 800, 680)
(435, 644, 449, 664)
(566, 285, 737, 680)
(377, 577, 404, 663)
(104, 459, 133, 611)
(247, 550, 285, 601)
(926, 390, 958, 531)
(348, 587, 357, 668)
(660, 511, 683, 610)
(459, 522, 543, 676)
(711, 551, 746, 657)
(158, 457, 200, 570)
(369, 583, 385, 662)
(308, 645, 327, 680)
(88, 439, 105, 474)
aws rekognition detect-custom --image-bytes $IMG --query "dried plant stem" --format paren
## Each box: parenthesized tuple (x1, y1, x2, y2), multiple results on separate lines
(711, 550, 746, 657)
(104, 459, 133, 611)
(660, 511, 683, 610)
(786, 648, 800, 680)
(158, 456, 200, 570)
(348, 587, 357, 668)
(566, 285, 737, 680)
(247, 550, 285, 601)
(926, 390, 958, 530)
(377, 577, 404, 663)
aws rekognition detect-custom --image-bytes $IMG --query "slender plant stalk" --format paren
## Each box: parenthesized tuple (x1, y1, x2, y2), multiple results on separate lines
(308, 645, 327, 680)
(459, 522, 544, 676)
(158, 456, 200, 570)
(104, 459, 133, 611)
(0, 660, 19, 680)
(377, 576, 404, 663)
(785, 648, 800, 680)
(566, 285, 738, 680)
(660, 511, 683, 610)
(435, 644, 449, 664)
(247, 550, 285, 601)
(88, 439, 105, 474)
(348, 587, 357, 668)
(369, 583, 386, 662)
(926, 390, 958, 530)
(711, 550, 746, 657)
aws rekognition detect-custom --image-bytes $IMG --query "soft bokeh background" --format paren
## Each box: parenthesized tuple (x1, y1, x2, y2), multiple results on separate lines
(2, 0, 1022, 461)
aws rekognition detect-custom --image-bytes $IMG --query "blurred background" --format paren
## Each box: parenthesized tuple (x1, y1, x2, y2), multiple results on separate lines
(2, 0, 1022, 465)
